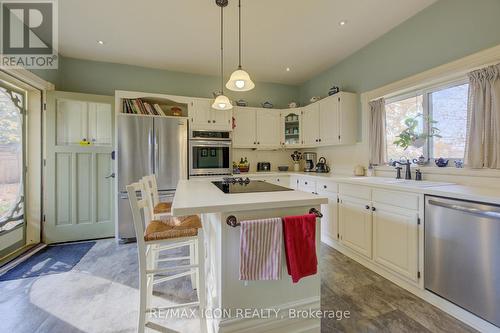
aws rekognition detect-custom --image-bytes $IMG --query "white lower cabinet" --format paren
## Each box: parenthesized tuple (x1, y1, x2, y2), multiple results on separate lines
(289, 176, 299, 189)
(298, 178, 316, 193)
(293, 176, 421, 285)
(319, 192, 338, 241)
(372, 203, 419, 281)
(338, 195, 373, 259)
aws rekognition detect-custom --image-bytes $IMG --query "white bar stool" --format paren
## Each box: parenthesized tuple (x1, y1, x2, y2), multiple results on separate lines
(127, 181, 204, 333)
(142, 175, 173, 219)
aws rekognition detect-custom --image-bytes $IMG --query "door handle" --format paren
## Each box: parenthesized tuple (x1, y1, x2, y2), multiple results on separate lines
(428, 199, 500, 219)
(155, 130, 159, 174)
(149, 129, 154, 174)
(105, 173, 115, 179)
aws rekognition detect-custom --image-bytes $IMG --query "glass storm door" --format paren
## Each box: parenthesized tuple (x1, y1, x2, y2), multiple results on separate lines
(0, 83, 26, 258)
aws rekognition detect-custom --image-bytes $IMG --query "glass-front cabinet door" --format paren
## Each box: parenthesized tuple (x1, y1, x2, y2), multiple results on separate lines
(282, 111, 302, 147)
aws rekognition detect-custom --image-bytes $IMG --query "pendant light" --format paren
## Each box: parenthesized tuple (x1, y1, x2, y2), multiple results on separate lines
(226, 0, 255, 92)
(213, 0, 233, 111)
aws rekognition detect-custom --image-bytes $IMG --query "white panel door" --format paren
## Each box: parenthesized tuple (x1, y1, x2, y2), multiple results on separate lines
(373, 203, 419, 281)
(339, 195, 372, 259)
(256, 109, 281, 149)
(88, 102, 112, 145)
(319, 96, 340, 145)
(233, 107, 256, 148)
(45, 92, 114, 243)
(302, 103, 319, 146)
(56, 99, 88, 145)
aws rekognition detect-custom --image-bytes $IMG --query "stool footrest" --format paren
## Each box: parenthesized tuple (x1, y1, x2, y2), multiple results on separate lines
(157, 256, 191, 262)
(147, 301, 199, 313)
(153, 269, 196, 285)
(146, 264, 198, 275)
(145, 321, 180, 333)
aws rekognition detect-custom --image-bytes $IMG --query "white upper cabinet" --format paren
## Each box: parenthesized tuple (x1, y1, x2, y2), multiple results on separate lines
(256, 109, 281, 149)
(57, 99, 112, 146)
(319, 96, 340, 145)
(190, 99, 232, 131)
(302, 103, 320, 146)
(301, 92, 358, 147)
(233, 107, 281, 149)
(281, 110, 302, 147)
(233, 107, 257, 147)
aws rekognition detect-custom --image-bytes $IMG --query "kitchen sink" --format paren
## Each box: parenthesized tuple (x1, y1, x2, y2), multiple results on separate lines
(347, 177, 454, 188)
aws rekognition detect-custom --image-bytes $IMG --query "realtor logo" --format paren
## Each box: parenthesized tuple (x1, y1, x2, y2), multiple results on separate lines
(0, 0, 58, 69)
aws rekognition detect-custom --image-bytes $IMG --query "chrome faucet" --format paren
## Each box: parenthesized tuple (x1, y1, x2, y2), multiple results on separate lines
(392, 159, 412, 180)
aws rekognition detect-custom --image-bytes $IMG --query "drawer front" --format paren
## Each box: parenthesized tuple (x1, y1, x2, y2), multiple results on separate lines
(270, 176, 290, 187)
(298, 178, 316, 193)
(372, 189, 419, 211)
(339, 183, 371, 200)
(316, 180, 338, 194)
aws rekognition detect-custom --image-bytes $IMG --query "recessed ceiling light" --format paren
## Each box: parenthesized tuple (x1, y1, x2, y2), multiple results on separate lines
(97, 40, 105, 45)
(286, 67, 291, 72)
(339, 20, 347, 26)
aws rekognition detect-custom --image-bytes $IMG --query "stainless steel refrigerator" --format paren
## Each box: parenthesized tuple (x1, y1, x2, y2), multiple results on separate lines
(116, 114, 187, 242)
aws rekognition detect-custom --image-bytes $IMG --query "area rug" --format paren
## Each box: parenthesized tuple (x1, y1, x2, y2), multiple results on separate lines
(0, 241, 95, 281)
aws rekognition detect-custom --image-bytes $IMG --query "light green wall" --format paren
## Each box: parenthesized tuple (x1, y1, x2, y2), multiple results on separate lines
(35, 56, 299, 109)
(299, 0, 500, 103)
(33, 0, 500, 109)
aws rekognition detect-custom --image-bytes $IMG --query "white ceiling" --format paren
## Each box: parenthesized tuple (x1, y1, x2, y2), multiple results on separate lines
(58, 0, 437, 85)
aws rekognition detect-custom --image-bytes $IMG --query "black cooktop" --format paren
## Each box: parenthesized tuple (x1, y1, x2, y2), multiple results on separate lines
(212, 177, 293, 194)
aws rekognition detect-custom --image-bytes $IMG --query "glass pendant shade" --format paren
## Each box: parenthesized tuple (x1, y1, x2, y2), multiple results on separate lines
(226, 69, 255, 91)
(212, 94, 233, 110)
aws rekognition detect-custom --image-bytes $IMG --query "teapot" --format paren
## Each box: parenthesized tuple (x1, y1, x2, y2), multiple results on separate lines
(315, 157, 330, 173)
(435, 158, 449, 167)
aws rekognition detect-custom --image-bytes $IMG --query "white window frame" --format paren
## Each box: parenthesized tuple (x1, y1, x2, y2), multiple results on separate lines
(385, 77, 469, 165)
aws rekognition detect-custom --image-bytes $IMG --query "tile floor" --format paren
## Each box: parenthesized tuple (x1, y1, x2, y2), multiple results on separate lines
(0, 239, 477, 333)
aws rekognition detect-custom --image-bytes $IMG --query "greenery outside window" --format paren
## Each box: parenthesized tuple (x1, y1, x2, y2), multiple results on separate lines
(385, 79, 469, 164)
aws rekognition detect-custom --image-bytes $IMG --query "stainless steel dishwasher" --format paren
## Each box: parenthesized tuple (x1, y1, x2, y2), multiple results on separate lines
(425, 196, 500, 328)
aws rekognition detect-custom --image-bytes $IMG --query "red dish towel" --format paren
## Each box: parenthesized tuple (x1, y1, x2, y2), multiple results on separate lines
(282, 214, 318, 283)
(239, 218, 282, 280)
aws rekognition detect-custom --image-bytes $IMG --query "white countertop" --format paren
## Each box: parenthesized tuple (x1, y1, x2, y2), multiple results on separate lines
(238, 171, 500, 205)
(171, 179, 328, 216)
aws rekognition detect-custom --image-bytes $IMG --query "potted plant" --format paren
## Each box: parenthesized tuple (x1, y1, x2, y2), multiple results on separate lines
(394, 114, 441, 150)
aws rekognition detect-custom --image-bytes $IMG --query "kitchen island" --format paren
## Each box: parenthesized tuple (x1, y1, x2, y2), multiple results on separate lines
(171, 178, 328, 333)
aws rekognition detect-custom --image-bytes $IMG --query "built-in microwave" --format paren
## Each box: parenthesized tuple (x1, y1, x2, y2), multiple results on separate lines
(189, 131, 232, 176)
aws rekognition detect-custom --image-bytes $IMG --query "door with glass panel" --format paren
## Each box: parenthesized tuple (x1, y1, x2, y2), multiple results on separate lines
(44, 91, 114, 243)
(0, 83, 26, 258)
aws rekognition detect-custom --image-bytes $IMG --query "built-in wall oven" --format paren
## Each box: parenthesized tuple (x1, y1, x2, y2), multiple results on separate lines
(189, 130, 232, 176)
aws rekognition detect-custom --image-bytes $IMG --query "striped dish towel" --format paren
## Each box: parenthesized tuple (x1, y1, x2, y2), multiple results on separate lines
(239, 218, 282, 280)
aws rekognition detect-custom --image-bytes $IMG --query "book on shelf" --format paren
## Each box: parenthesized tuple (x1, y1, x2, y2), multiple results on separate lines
(153, 103, 166, 116)
(122, 98, 184, 117)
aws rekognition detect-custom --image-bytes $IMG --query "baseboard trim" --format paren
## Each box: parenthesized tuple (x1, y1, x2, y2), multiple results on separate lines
(217, 297, 320, 333)
(321, 238, 500, 333)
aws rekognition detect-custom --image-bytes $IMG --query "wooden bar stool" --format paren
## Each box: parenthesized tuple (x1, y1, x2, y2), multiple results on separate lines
(127, 182, 204, 333)
(142, 175, 173, 219)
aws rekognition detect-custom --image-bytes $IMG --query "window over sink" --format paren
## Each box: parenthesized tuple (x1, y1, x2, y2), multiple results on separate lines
(385, 80, 469, 164)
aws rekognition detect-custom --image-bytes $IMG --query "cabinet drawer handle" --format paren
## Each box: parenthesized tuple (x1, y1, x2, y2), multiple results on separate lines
(323, 185, 327, 189)
(371, 207, 376, 211)
(365, 205, 370, 210)
(305, 181, 308, 185)
(319, 139, 322, 142)
(213, 120, 216, 123)
(208, 120, 211, 123)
